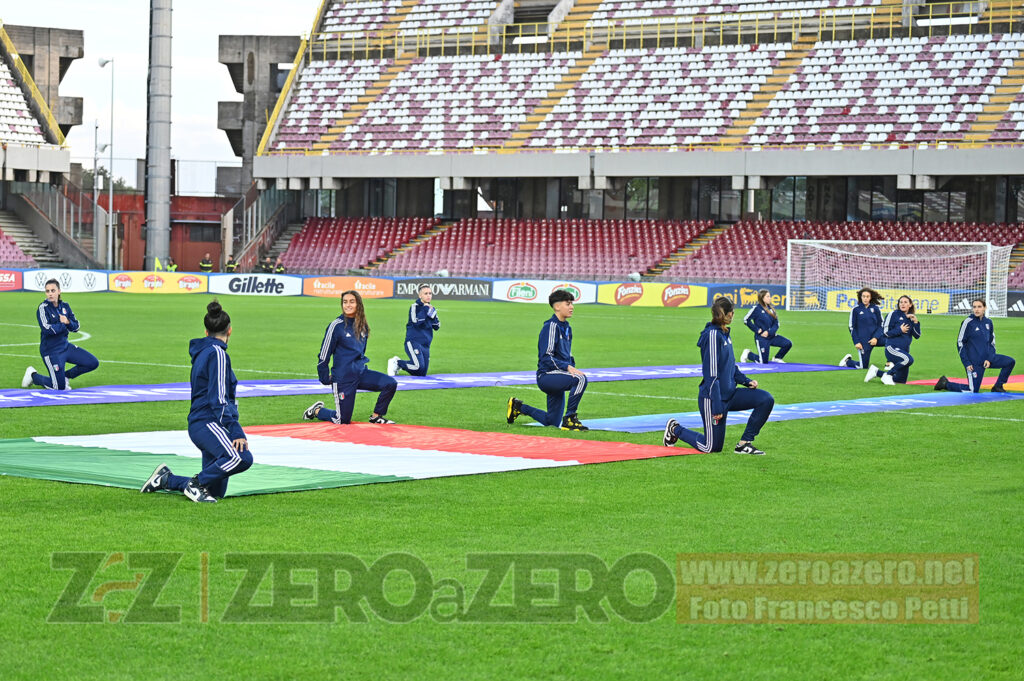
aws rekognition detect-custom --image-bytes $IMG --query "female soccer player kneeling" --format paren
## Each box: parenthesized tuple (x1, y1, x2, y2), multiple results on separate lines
(664, 297, 775, 455)
(304, 290, 397, 425)
(140, 301, 252, 503)
(935, 298, 1016, 393)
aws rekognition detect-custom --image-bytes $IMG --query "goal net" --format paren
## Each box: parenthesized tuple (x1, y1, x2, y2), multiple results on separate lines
(786, 240, 1012, 317)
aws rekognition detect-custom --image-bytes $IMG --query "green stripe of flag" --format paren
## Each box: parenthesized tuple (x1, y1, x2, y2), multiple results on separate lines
(0, 439, 410, 496)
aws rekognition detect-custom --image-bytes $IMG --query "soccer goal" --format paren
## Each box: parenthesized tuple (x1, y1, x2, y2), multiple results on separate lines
(786, 240, 1012, 317)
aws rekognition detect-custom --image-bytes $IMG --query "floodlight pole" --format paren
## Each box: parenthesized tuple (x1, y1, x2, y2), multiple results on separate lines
(100, 57, 115, 270)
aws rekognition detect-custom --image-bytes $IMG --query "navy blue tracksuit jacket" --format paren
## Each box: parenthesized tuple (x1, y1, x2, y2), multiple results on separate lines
(845, 302, 884, 368)
(316, 315, 396, 424)
(397, 300, 440, 376)
(944, 314, 1016, 392)
(669, 322, 774, 452)
(519, 314, 587, 426)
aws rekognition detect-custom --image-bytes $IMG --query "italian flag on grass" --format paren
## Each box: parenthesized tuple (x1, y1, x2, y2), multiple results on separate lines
(0, 423, 698, 496)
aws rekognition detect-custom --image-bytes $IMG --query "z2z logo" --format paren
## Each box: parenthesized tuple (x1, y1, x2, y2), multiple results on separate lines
(48, 552, 184, 623)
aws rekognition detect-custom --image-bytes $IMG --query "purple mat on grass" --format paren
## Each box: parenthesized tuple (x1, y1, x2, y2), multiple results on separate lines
(0, 363, 851, 409)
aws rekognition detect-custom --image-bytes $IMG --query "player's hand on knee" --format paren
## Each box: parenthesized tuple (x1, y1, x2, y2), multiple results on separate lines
(232, 438, 247, 452)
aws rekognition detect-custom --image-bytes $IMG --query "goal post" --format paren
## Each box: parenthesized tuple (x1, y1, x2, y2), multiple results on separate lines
(785, 240, 1012, 317)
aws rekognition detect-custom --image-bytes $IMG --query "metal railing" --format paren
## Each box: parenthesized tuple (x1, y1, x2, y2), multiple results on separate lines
(301, 0, 1023, 59)
(0, 21, 66, 147)
(228, 185, 295, 271)
(8, 180, 107, 245)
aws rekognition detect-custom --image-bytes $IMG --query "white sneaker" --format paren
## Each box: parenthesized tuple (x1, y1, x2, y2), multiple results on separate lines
(880, 373, 896, 386)
(21, 366, 36, 388)
(386, 355, 400, 377)
(864, 365, 879, 382)
(839, 354, 852, 367)
(884, 362, 894, 372)
(770, 358, 786, 363)
(739, 349, 752, 363)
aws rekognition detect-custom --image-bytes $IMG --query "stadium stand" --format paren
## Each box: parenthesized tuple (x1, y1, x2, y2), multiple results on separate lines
(660, 220, 1024, 283)
(0, 227, 35, 267)
(321, 0, 406, 39)
(992, 83, 1024, 141)
(274, 59, 392, 151)
(527, 43, 786, 149)
(265, 31, 1024, 153)
(584, 0, 883, 25)
(376, 218, 711, 278)
(280, 216, 440, 273)
(397, 0, 501, 36)
(0, 57, 47, 145)
(331, 52, 582, 152)
(746, 34, 1024, 148)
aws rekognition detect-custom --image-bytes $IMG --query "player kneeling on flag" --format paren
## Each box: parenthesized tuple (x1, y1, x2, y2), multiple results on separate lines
(141, 301, 252, 503)
(664, 297, 775, 455)
(935, 298, 1016, 393)
(305, 290, 397, 425)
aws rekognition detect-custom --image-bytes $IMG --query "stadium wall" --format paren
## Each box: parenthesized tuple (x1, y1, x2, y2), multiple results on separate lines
(3, 266, 1022, 315)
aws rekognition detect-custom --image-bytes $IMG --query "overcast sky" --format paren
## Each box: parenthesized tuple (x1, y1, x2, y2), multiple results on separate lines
(3, 1, 314, 172)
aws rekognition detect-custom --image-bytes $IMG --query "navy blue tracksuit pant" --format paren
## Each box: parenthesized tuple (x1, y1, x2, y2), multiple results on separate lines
(165, 421, 254, 499)
(883, 345, 914, 384)
(755, 335, 792, 363)
(672, 388, 775, 453)
(31, 344, 99, 390)
(944, 354, 1016, 392)
(397, 341, 430, 376)
(520, 370, 588, 426)
(844, 344, 879, 369)
(317, 369, 397, 424)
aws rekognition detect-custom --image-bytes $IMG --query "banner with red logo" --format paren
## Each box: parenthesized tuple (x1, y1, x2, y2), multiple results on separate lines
(0, 270, 22, 292)
(598, 282, 708, 307)
(107, 271, 208, 294)
(302, 276, 394, 298)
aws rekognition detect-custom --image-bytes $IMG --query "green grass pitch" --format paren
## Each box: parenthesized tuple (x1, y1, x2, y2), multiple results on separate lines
(1, 291, 1022, 680)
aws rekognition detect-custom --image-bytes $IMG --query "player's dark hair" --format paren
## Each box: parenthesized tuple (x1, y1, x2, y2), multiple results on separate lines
(897, 295, 916, 315)
(857, 288, 883, 306)
(204, 300, 231, 336)
(711, 296, 733, 329)
(549, 289, 575, 307)
(758, 289, 777, 319)
(972, 298, 986, 308)
(341, 290, 369, 339)
(44, 278, 62, 303)
(418, 284, 432, 293)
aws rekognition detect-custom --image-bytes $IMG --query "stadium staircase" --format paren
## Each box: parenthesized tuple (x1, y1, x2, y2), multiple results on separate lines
(366, 221, 452, 270)
(504, 45, 607, 149)
(965, 63, 1024, 143)
(267, 222, 306, 263)
(315, 55, 417, 151)
(552, 0, 600, 40)
(644, 224, 727, 277)
(718, 35, 819, 147)
(0, 210, 61, 267)
(378, 0, 422, 38)
(868, 0, 912, 33)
